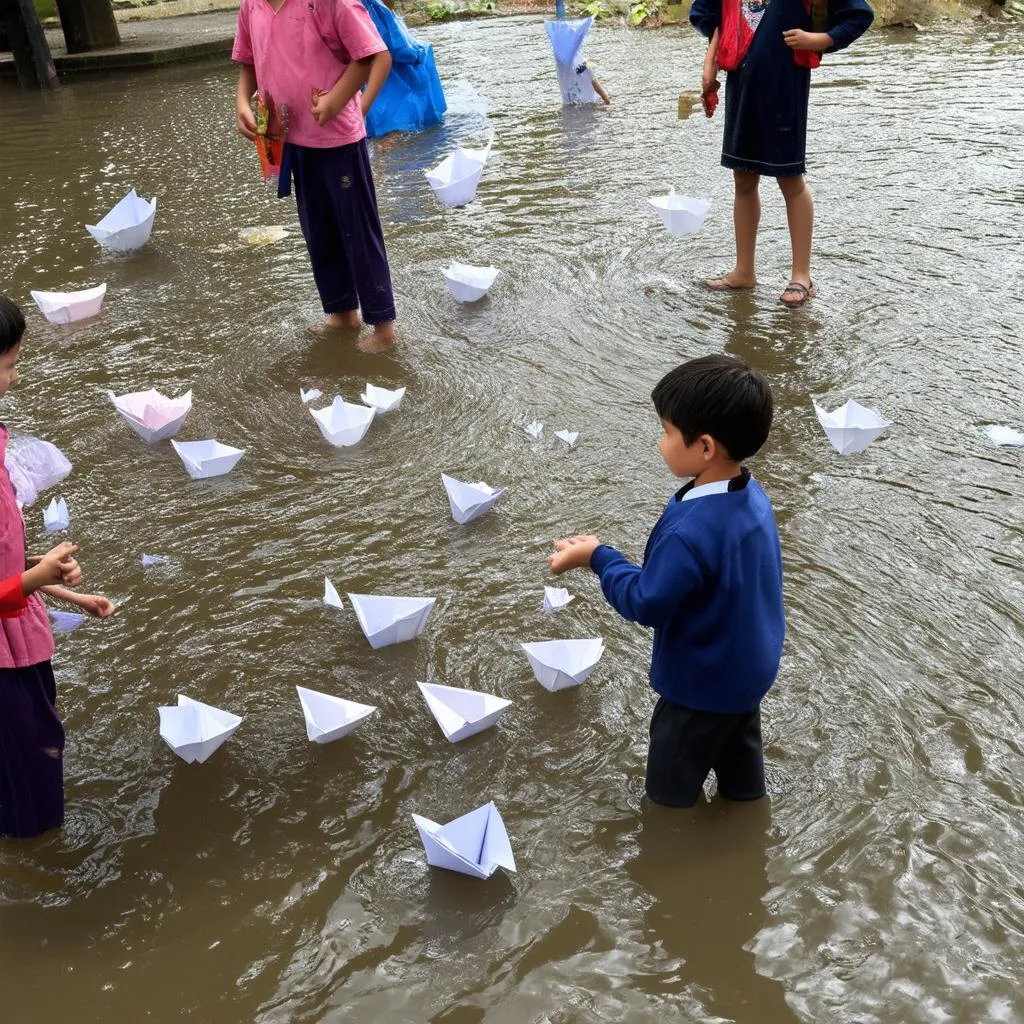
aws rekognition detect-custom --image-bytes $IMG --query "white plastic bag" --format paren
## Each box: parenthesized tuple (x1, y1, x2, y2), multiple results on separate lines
(5, 436, 72, 507)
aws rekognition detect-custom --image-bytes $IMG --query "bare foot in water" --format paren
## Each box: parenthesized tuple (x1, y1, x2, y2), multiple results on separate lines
(326, 310, 362, 330)
(357, 321, 397, 353)
(702, 271, 756, 291)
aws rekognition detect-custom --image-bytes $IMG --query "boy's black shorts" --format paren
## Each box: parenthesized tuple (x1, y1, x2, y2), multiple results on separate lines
(645, 697, 766, 808)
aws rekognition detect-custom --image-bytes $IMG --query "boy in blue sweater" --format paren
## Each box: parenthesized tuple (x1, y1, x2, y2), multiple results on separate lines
(548, 355, 785, 807)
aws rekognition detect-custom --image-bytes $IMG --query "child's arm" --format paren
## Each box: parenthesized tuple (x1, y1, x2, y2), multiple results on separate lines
(0, 542, 82, 617)
(591, 75, 611, 106)
(236, 64, 259, 141)
(784, 0, 873, 52)
(313, 51, 388, 126)
(360, 48, 393, 117)
(41, 585, 117, 619)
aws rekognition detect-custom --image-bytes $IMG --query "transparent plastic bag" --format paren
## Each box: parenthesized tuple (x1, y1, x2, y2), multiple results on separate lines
(5, 436, 72, 507)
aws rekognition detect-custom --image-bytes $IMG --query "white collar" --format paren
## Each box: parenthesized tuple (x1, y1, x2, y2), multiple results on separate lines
(680, 478, 732, 502)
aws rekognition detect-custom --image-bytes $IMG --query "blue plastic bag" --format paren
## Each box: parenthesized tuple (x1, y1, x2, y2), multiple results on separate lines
(545, 16, 593, 67)
(360, 0, 447, 138)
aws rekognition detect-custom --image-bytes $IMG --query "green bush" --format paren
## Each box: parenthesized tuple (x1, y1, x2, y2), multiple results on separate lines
(34, 0, 57, 19)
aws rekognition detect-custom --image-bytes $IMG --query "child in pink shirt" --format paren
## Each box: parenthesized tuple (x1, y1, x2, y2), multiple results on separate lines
(233, 0, 397, 348)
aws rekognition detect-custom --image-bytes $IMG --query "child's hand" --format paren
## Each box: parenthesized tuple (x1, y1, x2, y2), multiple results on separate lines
(783, 28, 830, 50)
(311, 87, 345, 126)
(77, 594, 117, 619)
(548, 535, 601, 575)
(24, 542, 80, 594)
(236, 100, 259, 142)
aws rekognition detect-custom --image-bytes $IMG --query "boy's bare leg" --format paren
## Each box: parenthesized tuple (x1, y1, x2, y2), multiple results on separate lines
(705, 170, 760, 289)
(777, 174, 814, 303)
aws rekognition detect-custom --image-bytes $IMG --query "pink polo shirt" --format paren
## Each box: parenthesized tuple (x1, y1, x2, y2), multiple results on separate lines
(232, 0, 386, 148)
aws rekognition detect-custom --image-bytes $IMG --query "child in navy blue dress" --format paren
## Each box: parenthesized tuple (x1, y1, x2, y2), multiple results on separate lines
(690, 0, 873, 305)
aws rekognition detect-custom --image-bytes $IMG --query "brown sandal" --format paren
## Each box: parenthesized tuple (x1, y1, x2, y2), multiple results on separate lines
(780, 280, 816, 307)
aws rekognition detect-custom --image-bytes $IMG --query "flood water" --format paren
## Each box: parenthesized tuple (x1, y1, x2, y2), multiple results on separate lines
(2, 13, 1023, 1022)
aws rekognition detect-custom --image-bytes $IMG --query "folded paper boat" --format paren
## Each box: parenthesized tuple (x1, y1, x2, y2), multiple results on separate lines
(543, 586, 574, 614)
(30, 284, 107, 325)
(441, 473, 505, 525)
(554, 429, 579, 447)
(323, 577, 343, 609)
(425, 140, 492, 207)
(310, 396, 376, 447)
(442, 262, 500, 303)
(141, 554, 167, 567)
(300, 387, 323, 405)
(43, 496, 69, 532)
(347, 592, 436, 649)
(649, 190, 711, 238)
(412, 800, 516, 878)
(158, 694, 243, 764)
(545, 15, 593, 66)
(49, 609, 85, 634)
(524, 421, 544, 440)
(522, 637, 605, 692)
(86, 189, 157, 252)
(108, 388, 192, 444)
(170, 439, 246, 479)
(296, 685, 377, 744)
(361, 383, 406, 413)
(813, 399, 892, 455)
(417, 681, 512, 743)
(983, 424, 1024, 447)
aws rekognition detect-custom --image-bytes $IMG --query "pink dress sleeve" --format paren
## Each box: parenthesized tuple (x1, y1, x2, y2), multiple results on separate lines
(232, 0, 255, 64)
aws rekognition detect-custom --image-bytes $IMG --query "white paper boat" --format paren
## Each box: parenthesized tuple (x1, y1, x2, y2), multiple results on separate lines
(412, 800, 516, 879)
(522, 638, 605, 692)
(984, 424, 1024, 446)
(108, 387, 192, 444)
(543, 586, 574, 614)
(524, 420, 544, 440)
(30, 284, 107, 325)
(3, 436, 72, 508)
(300, 387, 323, 405)
(347, 592, 436, 649)
(310, 396, 375, 447)
(296, 685, 377, 744)
(813, 399, 891, 455)
(141, 554, 167, 567)
(361, 383, 406, 413)
(442, 262, 500, 303)
(43, 496, 69, 532)
(417, 681, 512, 743)
(323, 577, 343, 610)
(170, 439, 246, 479)
(441, 474, 505, 525)
(554, 429, 579, 447)
(86, 189, 157, 251)
(649, 190, 711, 238)
(545, 15, 593, 66)
(425, 140, 492, 208)
(49, 609, 85, 634)
(158, 694, 242, 764)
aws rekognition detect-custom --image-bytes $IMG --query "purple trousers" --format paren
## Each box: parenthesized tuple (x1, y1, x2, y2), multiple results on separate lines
(288, 139, 397, 325)
(0, 661, 64, 838)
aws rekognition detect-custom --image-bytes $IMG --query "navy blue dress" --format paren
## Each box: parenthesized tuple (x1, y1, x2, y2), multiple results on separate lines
(690, 0, 874, 177)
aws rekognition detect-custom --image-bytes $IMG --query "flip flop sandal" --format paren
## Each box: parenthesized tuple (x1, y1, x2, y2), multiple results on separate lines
(780, 280, 817, 307)
(703, 276, 756, 291)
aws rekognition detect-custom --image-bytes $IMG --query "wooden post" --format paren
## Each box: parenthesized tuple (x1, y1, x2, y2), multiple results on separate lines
(53, 0, 120, 53)
(0, 0, 59, 89)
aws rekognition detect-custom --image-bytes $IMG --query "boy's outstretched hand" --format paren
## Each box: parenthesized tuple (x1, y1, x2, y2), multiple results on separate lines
(77, 595, 117, 618)
(548, 535, 601, 575)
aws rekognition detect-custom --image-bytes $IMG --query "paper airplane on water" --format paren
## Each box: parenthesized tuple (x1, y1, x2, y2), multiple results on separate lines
(442, 262, 500, 303)
(545, 15, 593, 66)
(425, 140, 492, 207)
(323, 577, 343, 609)
(441, 474, 505, 525)
(417, 681, 512, 743)
(141, 554, 167, 567)
(296, 685, 377, 744)
(310, 396, 375, 447)
(49, 609, 85, 633)
(361, 383, 406, 413)
(300, 387, 323, 404)
(522, 638, 605, 691)
(347, 592, 436, 649)
(554, 429, 579, 447)
(171, 439, 246, 479)
(984, 424, 1024, 446)
(86, 189, 157, 251)
(158, 694, 242, 764)
(412, 800, 516, 878)
(43, 496, 69, 532)
(31, 284, 107, 325)
(524, 421, 544, 440)
(649, 190, 711, 238)
(108, 387, 192, 444)
(813, 399, 891, 455)
(543, 586, 574, 614)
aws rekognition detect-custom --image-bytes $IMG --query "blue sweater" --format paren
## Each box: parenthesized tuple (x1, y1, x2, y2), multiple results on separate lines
(589, 472, 785, 713)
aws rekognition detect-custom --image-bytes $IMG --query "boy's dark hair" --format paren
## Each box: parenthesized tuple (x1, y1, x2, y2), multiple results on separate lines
(652, 354, 773, 461)
(0, 297, 26, 355)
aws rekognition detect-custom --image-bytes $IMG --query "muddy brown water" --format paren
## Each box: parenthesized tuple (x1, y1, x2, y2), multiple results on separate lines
(1, 15, 1023, 1023)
